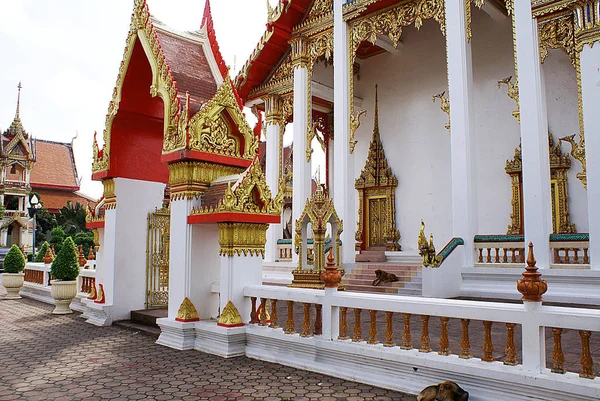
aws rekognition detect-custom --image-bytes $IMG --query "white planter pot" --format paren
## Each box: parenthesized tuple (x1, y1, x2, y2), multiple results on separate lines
(2, 273, 24, 299)
(50, 280, 78, 315)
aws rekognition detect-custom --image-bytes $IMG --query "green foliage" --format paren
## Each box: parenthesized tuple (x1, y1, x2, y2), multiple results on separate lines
(34, 208, 57, 247)
(50, 237, 79, 281)
(35, 242, 49, 262)
(0, 203, 5, 220)
(3, 244, 25, 273)
(73, 232, 94, 257)
(49, 227, 66, 256)
(57, 201, 88, 236)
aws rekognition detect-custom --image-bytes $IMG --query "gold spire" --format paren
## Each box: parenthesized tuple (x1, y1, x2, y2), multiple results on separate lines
(15, 82, 22, 120)
(373, 84, 379, 137)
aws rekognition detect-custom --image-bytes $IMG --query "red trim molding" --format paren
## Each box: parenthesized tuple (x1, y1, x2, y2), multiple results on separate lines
(188, 212, 280, 225)
(161, 150, 252, 168)
(86, 221, 106, 229)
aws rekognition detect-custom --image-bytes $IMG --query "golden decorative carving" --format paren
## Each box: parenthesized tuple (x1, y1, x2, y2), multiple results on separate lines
(168, 161, 243, 201)
(218, 300, 244, 327)
(466, 0, 485, 41)
(401, 313, 412, 349)
(574, 1, 600, 51)
(418, 220, 442, 267)
(504, 323, 517, 365)
(348, 0, 446, 153)
(460, 319, 472, 359)
(552, 327, 566, 373)
(175, 297, 199, 322)
(349, 109, 367, 154)
(432, 91, 451, 132)
(355, 86, 400, 251)
(439, 316, 450, 356)
(579, 330, 594, 379)
(339, 307, 350, 340)
(506, 134, 576, 234)
(353, 308, 363, 342)
(560, 134, 587, 189)
(87, 284, 97, 301)
(517, 242, 548, 303)
(420, 315, 432, 353)
(290, 36, 309, 68)
(146, 205, 170, 308)
(482, 321, 495, 362)
(384, 311, 395, 347)
(102, 179, 117, 210)
(497, 76, 520, 124)
(218, 222, 269, 257)
(284, 300, 295, 334)
(538, 12, 577, 67)
(368, 310, 378, 345)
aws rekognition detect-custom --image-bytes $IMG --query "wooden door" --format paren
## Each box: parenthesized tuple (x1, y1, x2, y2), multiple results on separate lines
(366, 196, 387, 248)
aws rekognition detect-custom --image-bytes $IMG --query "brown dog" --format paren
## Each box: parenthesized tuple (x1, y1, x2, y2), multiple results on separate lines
(417, 381, 469, 401)
(372, 269, 400, 286)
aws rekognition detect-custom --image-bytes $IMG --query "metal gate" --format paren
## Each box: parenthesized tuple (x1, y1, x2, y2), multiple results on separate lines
(146, 205, 170, 308)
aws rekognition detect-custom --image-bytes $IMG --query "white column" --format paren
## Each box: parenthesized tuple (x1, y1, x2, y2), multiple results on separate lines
(327, 135, 335, 196)
(333, 0, 356, 265)
(264, 96, 283, 263)
(167, 197, 194, 319)
(291, 38, 312, 264)
(220, 253, 263, 323)
(445, 0, 477, 267)
(580, 43, 600, 269)
(514, 1, 552, 268)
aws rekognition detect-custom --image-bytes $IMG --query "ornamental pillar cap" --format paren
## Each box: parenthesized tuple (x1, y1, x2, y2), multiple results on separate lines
(321, 248, 342, 289)
(517, 242, 548, 303)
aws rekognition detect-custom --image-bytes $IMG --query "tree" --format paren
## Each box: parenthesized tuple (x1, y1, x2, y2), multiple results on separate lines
(50, 237, 79, 281)
(4, 244, 25, 273)
(49, 227, 66, 256)
(57, 201, 87, 236)
(35, 241, 49, 262)
(34, 207, 57, 247)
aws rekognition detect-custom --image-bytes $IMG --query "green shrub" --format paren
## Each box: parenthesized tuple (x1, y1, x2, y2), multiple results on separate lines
(49, 227, 66, 256)
(35, 242, 49, 262)
(73, 232, 95, 257)
(4, 244, 26, 273)
(50, 237, 79, 281)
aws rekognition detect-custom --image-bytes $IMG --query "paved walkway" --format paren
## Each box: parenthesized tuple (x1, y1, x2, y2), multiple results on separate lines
(0, 286, 414, 400)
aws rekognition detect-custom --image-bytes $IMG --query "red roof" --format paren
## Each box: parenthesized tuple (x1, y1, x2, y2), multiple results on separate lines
(30, 140, 79, 191)
(35, 188, 96, 213)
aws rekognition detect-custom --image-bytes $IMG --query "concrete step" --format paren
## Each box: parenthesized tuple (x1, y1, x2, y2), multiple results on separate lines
(113, 320, 161, 338)
(346, 274, 415, 282)
(343, 277, 412, 286)
(355, 264, 421, 271)
(344, 284, 400, 294)
(130, 308, 168, 327)
(396, 288, 422, 296)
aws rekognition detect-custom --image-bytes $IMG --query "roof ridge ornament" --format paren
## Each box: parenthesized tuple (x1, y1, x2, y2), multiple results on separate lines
(15, 81, 22, 120)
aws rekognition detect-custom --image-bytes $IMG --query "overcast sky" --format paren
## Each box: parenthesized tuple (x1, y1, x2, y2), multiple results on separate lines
(0, 0, 273, 199)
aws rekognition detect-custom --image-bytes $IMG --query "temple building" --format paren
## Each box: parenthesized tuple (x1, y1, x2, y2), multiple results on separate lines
(79, 1, 600, 399)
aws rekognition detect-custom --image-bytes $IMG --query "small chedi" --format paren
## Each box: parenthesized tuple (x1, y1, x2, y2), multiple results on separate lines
(289, 186, 343, 289)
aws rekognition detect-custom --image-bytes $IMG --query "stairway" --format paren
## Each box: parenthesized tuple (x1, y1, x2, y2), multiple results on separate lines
(113, 308, 167, 338)
(342, 263, 422, 295)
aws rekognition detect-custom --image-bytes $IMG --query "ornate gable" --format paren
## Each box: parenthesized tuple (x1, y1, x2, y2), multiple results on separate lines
(3, 83, 35, 169)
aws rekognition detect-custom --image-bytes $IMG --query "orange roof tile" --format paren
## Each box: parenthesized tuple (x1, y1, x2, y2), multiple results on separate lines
(30, 140, 79, 190)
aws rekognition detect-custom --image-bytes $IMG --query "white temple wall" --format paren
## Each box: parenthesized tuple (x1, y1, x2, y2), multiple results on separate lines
(190, 224, 220, 320)
(353, 20, 452, 251)
(312, 62, 334, 88)
(543, 49, 588, 232)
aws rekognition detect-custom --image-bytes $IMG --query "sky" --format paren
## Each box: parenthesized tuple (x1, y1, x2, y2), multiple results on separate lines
(0, 0, 277, 199)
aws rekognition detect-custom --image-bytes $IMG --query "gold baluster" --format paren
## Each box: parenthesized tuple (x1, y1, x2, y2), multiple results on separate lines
(482, 321, 495, 362)
(368, 310, 378, 344)
(259, 298, 267, 326)
(584, 248, 589, 264)
(383, 311, 395, 347)
(401, 313, 412, 349)
(250, 297, 258, 324)
(439, 317, 450, 356)
(553, 248, 560, 264)
(339, 307, 350, 340)
(495, 248, 500, 263)
(574, 248, 579, 264)
(502, 248, 508, 263)
(579, 330, 595, 379)
(301, 303, 312, 337)
(353, 308, 363, 342)
(551, 328, 566, 374)
(270, 299, 279, 329)
(420, 315, 432, 353)
(284, 300, 295, 334)
(478, 248, 483, 263)
(564, 248, 570, 264)
(460, 319, 472, 359)
(314, 304, 322, 335)
(504, 323, 517, 365)
(486, 248, 491, 263)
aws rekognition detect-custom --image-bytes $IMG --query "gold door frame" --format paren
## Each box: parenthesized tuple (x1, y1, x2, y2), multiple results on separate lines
(146, 205, 170, 308)
(365, 194, 387, 249)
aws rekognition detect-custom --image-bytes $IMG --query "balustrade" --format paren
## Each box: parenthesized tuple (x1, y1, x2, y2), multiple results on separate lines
(475, 243, 525, 266)
(551, 243, 590, 268)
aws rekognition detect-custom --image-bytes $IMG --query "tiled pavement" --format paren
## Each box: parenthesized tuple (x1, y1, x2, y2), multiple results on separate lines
(0, 283, 415, 401)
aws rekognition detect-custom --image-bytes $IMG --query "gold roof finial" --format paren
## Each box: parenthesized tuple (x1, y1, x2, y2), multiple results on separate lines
(15, 81, 22, 120)
(373, 84, 379, 136)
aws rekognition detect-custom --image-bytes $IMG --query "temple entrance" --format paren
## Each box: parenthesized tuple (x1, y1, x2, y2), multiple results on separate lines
(146, 205, 170, 308)
(7, 222, 21, 247)
(366, 196, 388, 248)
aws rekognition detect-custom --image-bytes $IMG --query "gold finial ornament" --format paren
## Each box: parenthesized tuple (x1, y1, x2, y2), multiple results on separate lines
(321, 248, 343, 289)
(175, 297, 200, 322)
(43, 245, 53, 264)
(78, 245, 86, 267)
(560, 134, 587, 189)
(517, 242, 548, 303)
(432, 91, 451, 132)
(87, 246, 95, 261)
(418, 220, 442, 267)
(497, 76, 520, 124)
(218, 300, 244, 327)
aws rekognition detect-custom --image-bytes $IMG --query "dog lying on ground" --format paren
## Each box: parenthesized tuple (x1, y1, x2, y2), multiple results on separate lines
(417, 381, 469, 401)
(371, 269, 400, 286)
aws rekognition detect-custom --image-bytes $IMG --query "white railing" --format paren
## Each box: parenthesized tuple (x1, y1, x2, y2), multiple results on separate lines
(243, 285, 600, 400)
(550, 240, 591, 269)
(474, 241, 525, 267)
(23, 261, 96, 294)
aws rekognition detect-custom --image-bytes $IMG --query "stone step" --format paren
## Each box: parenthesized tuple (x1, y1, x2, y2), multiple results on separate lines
(344, 284, 400, 294)
(346, 273, 416, 281)
(113, 320, 161, 338)
(355, 264, 421, 271)
(130, 308, 168, 327)
(396, 288, 422, 296)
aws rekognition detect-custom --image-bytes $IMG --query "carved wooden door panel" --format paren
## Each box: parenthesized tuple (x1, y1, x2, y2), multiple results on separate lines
(366, 197, 387, 248)
(146, 206, 170, 308)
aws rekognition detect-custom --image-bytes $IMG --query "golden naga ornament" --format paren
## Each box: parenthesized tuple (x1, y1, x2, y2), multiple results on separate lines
(432, 91, 451, 132)
(175, 297, 200, 322)
(497, 76, 520, 124)
(218, 300, 244, 327)
(560, 134, 587, 189)
(418, 220, 442, 268)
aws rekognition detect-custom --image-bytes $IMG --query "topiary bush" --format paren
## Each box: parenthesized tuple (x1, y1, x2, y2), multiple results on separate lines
(4, 244, 26, 274)
(35, 241, 49, 262)
(49, 227, 66, 256)
(50, 237, 79, 281)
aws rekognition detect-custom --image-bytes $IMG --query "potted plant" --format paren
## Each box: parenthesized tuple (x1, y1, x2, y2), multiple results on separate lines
(50, 237, 80, 314)
(2, 244, 26, 299)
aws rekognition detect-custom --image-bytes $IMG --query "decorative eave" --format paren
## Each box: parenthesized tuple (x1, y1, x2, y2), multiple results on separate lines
(188, 157, 284, 225)
(202, 0, 229, 81)
(532, 0, 576, 18)
(1, 214, 27, 229)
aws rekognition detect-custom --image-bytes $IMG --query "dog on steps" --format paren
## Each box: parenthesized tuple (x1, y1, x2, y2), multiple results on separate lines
(371, 269, 400, 286)
(417, 381, 469, 401)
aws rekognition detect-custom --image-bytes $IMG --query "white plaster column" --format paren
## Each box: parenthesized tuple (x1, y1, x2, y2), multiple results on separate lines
(264, 95, 283, 263)
(333, 0, 356, 265)
(327, 135, 335, 197)
(220, 251, 263, 323)
(167, 197, 195, 319)
(445, 0, 477, 268)
(291, 37, 312, 264)
(580, 43, 600, 269)
(514, 1, 552, 268)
